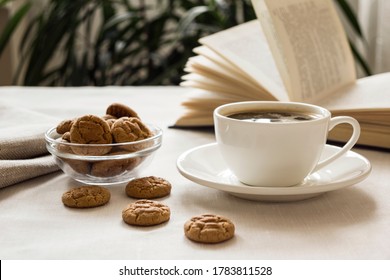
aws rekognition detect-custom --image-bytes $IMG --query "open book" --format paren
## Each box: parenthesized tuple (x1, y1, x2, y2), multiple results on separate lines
(175, 0, 390, 149)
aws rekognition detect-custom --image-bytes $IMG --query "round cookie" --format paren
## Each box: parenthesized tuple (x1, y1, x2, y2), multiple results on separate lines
(70, 114, 112, 155)
(122, 199, 170, 226)
(184, 214, 235, 244)
(111, 117, 153, 143)
(56, 119, 74, 134)
(62, 186, 111, 208)
(106, 103, 139, 119)
(125, 176, 171, 199)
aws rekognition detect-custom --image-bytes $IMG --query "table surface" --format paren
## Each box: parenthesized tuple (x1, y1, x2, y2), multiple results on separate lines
(0, 86, 389, 260)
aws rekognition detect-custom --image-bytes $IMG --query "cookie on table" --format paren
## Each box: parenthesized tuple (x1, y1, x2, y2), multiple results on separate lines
(125, 176, 171, 199)
(62, 185, 111, 208)
(184, 214, 235, 244)
(122, 199, 170, 226)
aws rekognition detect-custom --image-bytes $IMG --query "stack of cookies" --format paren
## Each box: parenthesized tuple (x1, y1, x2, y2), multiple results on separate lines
(57, 103, 153, 154)
(55, 103, 154, 178)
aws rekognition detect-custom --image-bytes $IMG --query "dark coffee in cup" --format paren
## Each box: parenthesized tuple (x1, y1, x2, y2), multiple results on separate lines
(227, 110, 320, 123)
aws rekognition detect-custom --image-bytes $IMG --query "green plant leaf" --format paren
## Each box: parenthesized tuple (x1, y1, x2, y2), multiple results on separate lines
(334, 0, 363, 38)
(7, 0, 372, 86)
(103, 12, 138, 31)
(178, 6, 211, 36)
(0, 0, 13, 7)
(0, 2, 31, 56)
(349, 39, 372, 76)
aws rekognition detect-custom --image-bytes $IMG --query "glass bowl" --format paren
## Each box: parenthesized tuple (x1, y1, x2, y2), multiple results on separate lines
(45, 124, 162, 185)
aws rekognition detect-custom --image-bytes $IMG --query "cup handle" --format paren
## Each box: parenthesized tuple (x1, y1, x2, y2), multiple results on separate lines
(312, 116, 360, 172)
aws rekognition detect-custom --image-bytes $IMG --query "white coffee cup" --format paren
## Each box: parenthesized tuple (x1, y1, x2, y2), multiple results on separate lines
(213, 101, 360, 187)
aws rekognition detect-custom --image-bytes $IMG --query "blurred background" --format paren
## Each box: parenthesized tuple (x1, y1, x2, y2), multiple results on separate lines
(1, 0, 389, 87)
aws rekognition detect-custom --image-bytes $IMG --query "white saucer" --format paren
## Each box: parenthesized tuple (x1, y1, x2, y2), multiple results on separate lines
(176, 143, 371, 202)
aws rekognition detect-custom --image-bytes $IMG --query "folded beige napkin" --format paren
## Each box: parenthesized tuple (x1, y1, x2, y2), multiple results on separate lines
(0, 105, 60, 188)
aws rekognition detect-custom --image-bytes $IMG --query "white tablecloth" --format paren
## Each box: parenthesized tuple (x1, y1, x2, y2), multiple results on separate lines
(0, 86, 389, 260)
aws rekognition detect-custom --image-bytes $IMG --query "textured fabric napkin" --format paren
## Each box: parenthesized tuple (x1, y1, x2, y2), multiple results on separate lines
(0, 105, 60, 188)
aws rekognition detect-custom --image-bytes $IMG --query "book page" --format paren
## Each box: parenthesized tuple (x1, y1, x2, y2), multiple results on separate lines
(174, 91, 239, 127)
(184, 55, 275, 99)
(186, 56, 259, 91)
(252, 0, 356, 102)
(315, 72, 390, 116)
(181, 73, 276, 100)
(193, 46, 258, 86)
(199, 20, 289, 101)
(181, 91, 244, 110)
